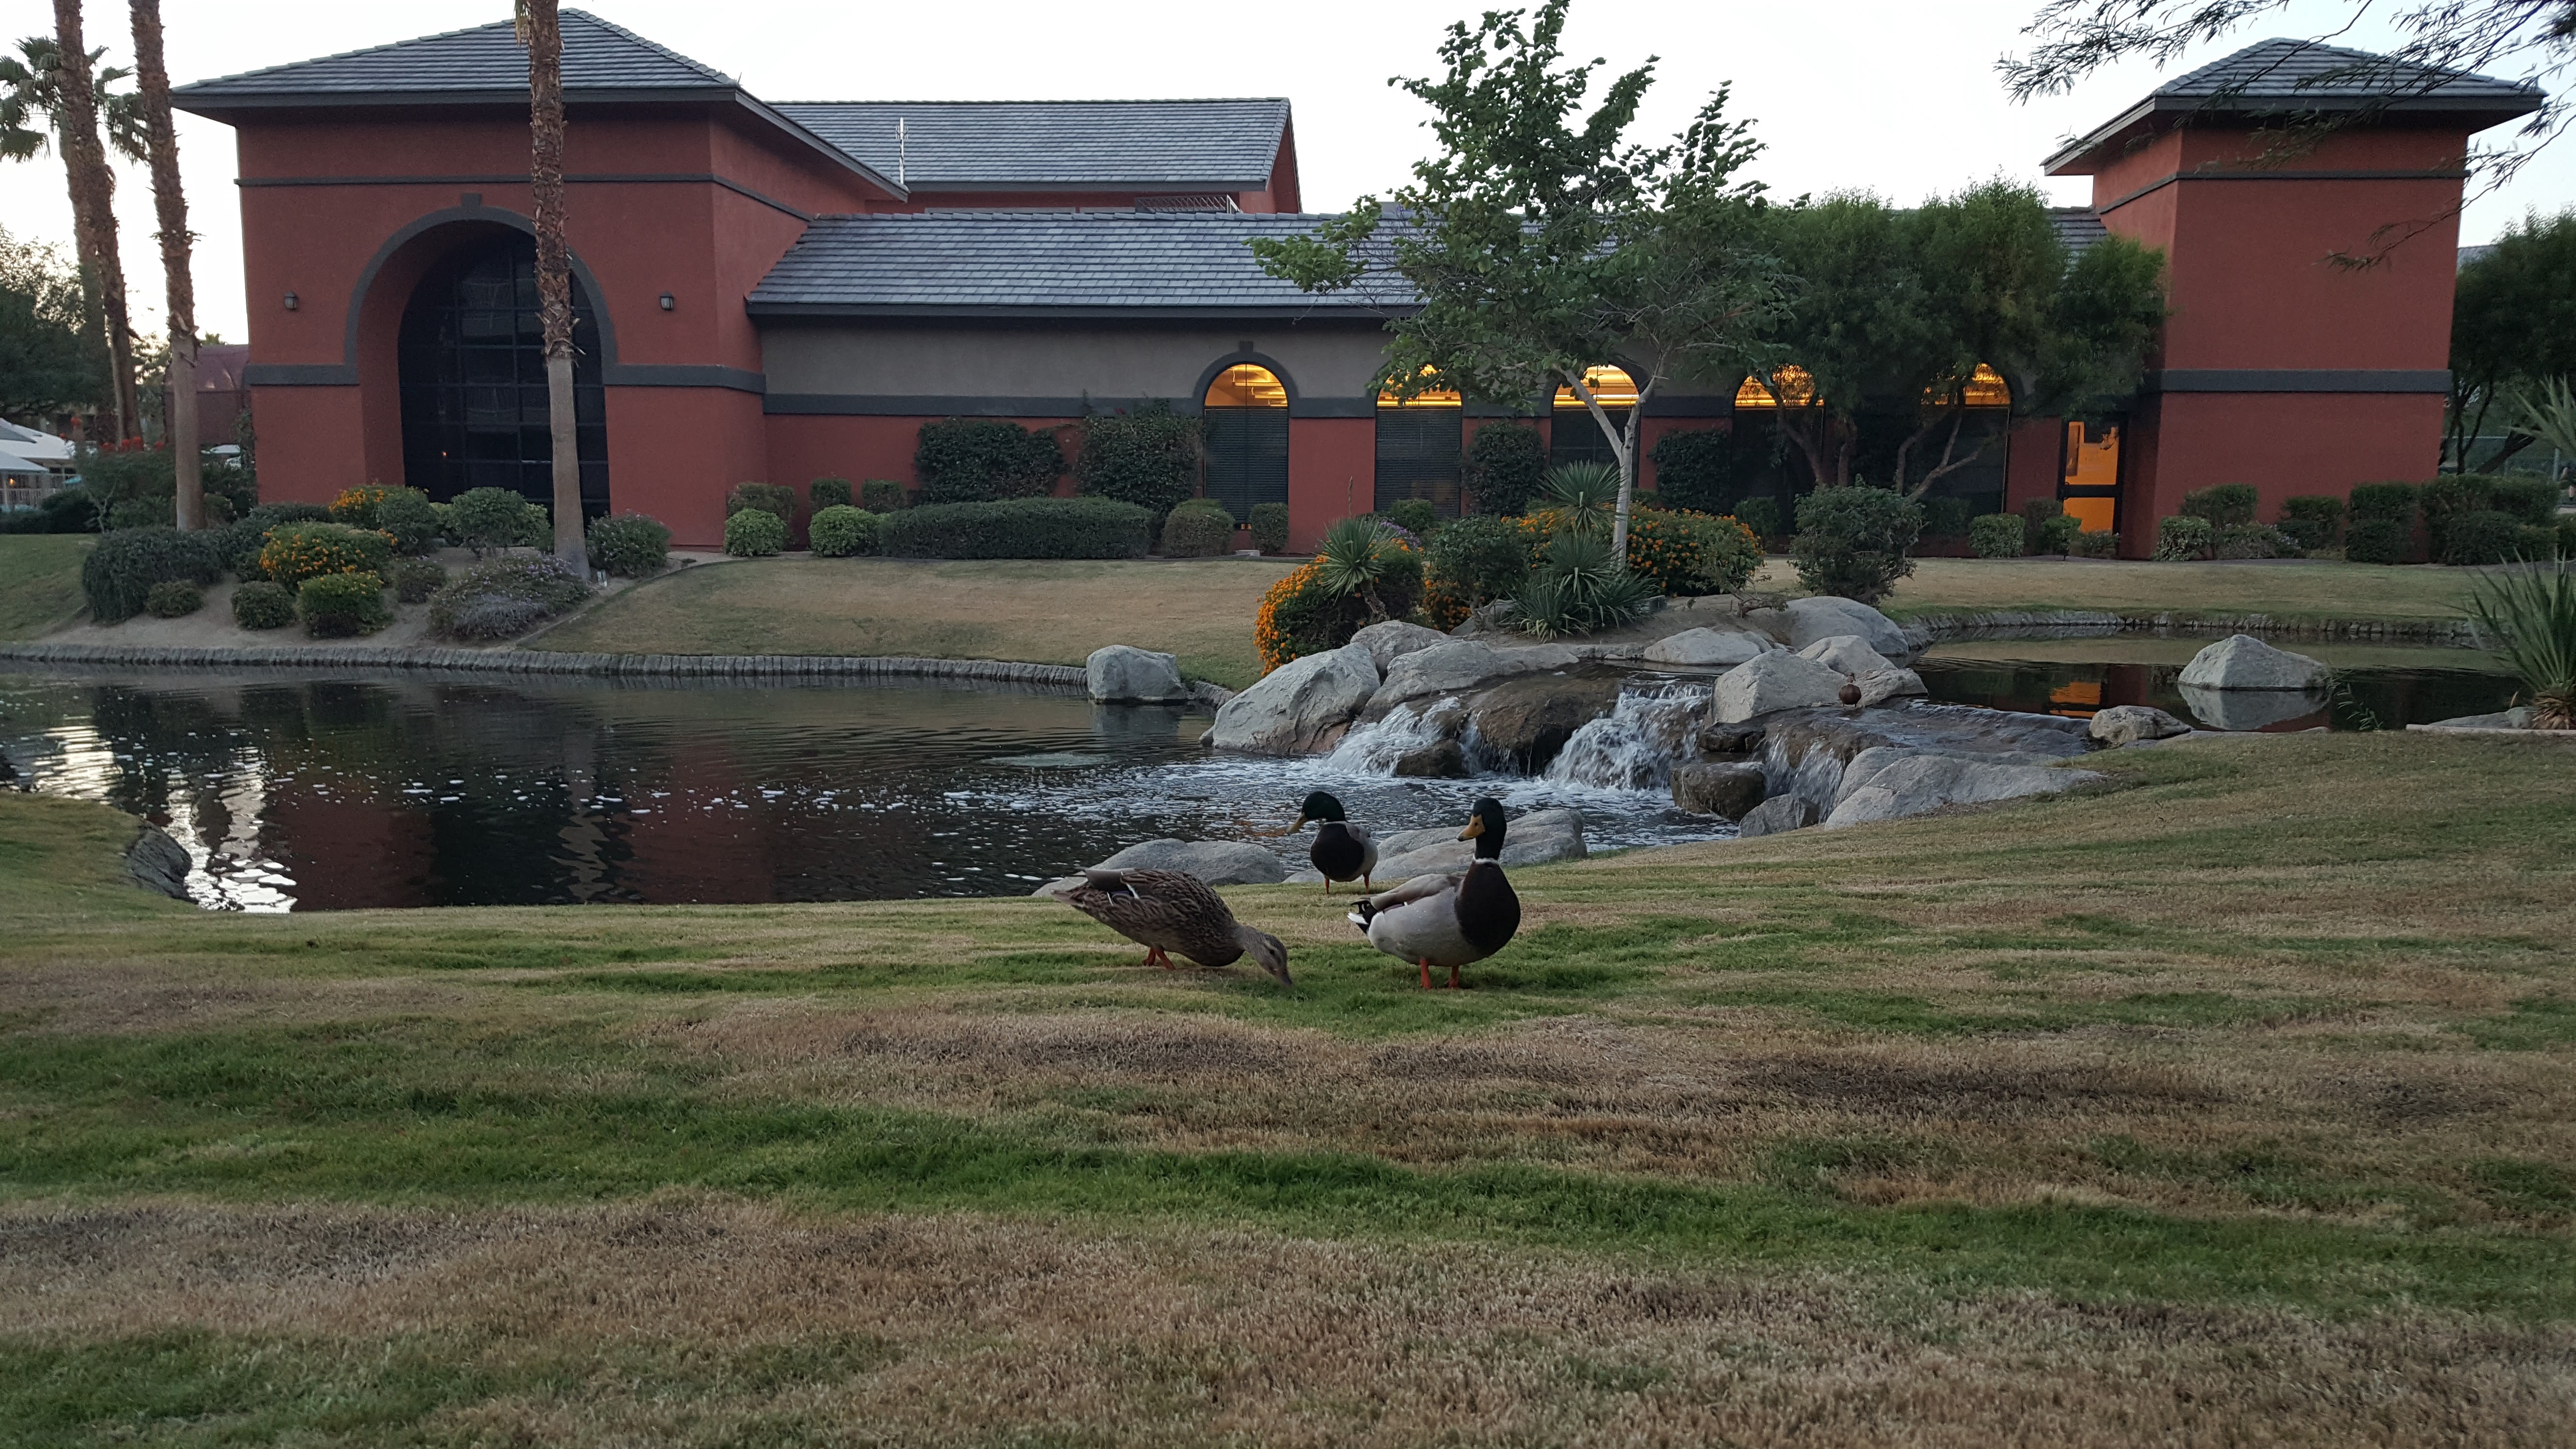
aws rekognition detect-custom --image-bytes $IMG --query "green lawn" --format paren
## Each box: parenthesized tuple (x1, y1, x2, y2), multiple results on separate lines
(1827, 555, 2487, 625)
(0, 535, 90, 640)
(4, 730, 2572, 1442)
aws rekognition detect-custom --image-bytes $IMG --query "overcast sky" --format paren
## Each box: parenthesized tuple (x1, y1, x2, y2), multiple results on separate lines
(1, 0, 2567, 345)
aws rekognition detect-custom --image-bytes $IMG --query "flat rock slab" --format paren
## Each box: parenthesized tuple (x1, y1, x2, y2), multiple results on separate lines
(2089, 704, 2191, 747)
(1641, 627, 1776, 667)
(1762, 701, 2093, 815)
(1778, 596, 1913, 658)
(1709, 650, 1851, 724)
(1797, 635, 1897, 676)
(1735, 794, 1819, 837)
(2179, 633, 2330, 691)
(1350, 619, 1450, 674)
(1368, 641, 1579, 715)
(1824, 755, 2103, 829)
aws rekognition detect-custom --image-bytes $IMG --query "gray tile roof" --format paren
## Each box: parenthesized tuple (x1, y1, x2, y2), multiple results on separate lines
(773, 100, 1290, 189)
(173, 10, 734, 104)
(748, 211, 1410, 316)
(2049, 207, 2108, 254)
(2045, 37, 2544, 173)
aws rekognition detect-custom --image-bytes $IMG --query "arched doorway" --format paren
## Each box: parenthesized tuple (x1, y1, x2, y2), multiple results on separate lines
(1201, 363, 1288, 520)
(397, 232, 609, 512)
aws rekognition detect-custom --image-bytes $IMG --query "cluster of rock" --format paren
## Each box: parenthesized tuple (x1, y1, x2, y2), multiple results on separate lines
(1033, 805, 1591, 897)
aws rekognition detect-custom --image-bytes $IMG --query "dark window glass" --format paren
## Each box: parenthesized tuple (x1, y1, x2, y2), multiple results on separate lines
(398, 233, 609, 514)
(1374, 405, 1463, 516)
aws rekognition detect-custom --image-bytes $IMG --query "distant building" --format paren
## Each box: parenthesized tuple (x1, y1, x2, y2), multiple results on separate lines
(175, 14, 2543, 553)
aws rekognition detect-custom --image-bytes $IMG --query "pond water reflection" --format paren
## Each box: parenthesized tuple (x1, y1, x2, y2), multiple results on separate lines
(1913, 639, 2518, 733)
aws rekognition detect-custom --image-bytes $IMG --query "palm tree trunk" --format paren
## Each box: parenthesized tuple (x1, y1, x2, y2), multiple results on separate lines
(520, 0, 584, 567)
(51, 0, 136, 442)
(129, 0, 196, 528)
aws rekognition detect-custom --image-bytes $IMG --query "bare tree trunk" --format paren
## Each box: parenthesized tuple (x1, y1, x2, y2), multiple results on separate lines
(51, 1, 137, 442)
(129, 0, 196, 528)
(1565, 372, 1656, 561)
(521, 0, 584, 567)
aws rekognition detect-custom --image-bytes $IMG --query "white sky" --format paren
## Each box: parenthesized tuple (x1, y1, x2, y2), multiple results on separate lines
(0, 0, 2567, 346)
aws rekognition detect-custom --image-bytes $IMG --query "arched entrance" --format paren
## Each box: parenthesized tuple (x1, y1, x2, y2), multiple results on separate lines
(1200, 363, 1288, 520)
(397, 232, 609, 512)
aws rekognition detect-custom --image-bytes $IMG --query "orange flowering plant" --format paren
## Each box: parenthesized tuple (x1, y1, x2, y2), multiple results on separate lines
(258, 522, 398, 592)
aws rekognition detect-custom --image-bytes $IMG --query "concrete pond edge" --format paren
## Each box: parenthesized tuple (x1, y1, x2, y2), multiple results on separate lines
(1899, 608, 2485, 646)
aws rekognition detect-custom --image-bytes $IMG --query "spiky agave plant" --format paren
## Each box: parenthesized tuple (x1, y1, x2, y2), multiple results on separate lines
(1539, 461, 1620, 535)
(1511, 528, 1654, 638)
(1311, 514, 1413, 623)
(2467, 558, 2576, 728)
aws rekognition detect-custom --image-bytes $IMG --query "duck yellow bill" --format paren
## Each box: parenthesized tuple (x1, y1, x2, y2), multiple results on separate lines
(1459, 816, 1485, 840)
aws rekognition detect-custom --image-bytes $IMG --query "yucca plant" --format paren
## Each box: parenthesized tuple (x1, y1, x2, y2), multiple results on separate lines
(1512, 528, 1654, 638)
(2467, 558, 2576, 728)
(1310, 515, 1419, 624)
(1538, 461, 1620, 535)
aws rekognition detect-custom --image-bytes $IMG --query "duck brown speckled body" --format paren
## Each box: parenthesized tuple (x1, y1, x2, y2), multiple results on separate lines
(1061, 868, 1292, 983)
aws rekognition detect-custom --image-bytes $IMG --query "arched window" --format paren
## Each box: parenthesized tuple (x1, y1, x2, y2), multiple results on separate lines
(1201, 363, 1289, 519)
(398, 231, 609, 511)
(1930, 364, 2012, 408)
(1375, 375, 1462, 517)
(1550, 365, 1636, 467)
(1734, 365, 1814, 409)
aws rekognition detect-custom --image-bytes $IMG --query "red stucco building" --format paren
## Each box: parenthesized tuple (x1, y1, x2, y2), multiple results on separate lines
(174, 16, 2542, 554)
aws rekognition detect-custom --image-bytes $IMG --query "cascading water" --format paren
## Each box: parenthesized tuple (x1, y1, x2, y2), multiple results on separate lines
(1320, 699, 1466, 773)
(1542, 682, 1712, 791)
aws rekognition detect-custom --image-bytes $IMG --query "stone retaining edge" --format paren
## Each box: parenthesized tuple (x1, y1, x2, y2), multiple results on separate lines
(1903, 609, 2484, 645)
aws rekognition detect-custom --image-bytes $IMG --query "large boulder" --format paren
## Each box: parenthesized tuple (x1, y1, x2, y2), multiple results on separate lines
(2178, 634, 2330, 691)
(1466, 672, 1623, 772)
(1735, 794, 1819, 838)
(2177, 684, 2327, 732)
(1782, 596, 1912, 658)
(125, 823, 191, 900)
(1393, 741, 1472, 778)
(1030, 837, 1290, 897)
(1350, 619, 1451, 675)
(2089, 704, 2191, 747)
(1288, 806, 1588, 883)
(1824, 756, 2102, 829)
(1833, 744, 2073, 806)
(2423, 706, 2539, 730)
(1085, 644, 1190, 703)
(1368, 640, 1578, 715)
(1852, 667, 1927, 707)
(1759, 703, 2093, 817)
(1708, 650, 1852, 724)
(1797, 634, 1897, 676)
(1642, 627, 1776, 667)
(1673, 761, 1767, 819)
(1209, 645, 1380, 755)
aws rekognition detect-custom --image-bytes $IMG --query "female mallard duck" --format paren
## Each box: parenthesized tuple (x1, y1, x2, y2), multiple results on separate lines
(1290, 790, 1377, 894)
(1060, 868, 1292, 984)
(1347, 797, 1521, 990)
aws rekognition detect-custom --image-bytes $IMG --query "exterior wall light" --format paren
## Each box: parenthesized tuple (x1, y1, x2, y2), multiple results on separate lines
(659, 292, 675, 311)
(283, 291, 299, 311)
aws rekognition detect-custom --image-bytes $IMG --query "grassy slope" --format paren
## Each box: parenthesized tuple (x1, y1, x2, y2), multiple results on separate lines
(0, 535, 91, 640)
(1836, 556, 2482, 624)
(3, 732, 2572, 1443)
(535, 556, 1300, 688)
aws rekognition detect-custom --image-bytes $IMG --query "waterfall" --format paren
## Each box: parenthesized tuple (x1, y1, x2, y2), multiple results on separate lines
(1543, 683, 1711, 791)
(1320, 700, 1464, 774)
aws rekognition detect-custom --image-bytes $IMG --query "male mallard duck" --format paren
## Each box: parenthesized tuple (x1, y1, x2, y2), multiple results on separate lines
(1347, 797, 1521, 990)
(1290, 790, 1377, 894)
(1061, 868, 1292, 984)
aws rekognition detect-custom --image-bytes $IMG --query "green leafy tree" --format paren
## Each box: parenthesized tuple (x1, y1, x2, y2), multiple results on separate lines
(1252, 0, 1786, 559)
(0, 27, 145, 440)
(2448, 210, 2576, 472)
(0, 225, 100, 419)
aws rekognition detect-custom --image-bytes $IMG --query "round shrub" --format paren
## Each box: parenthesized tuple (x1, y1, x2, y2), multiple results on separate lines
(386, 556, 449, 604)
(879, 497, 1151, 560)
(916, 419, 1064, 504)
(1387, 498, 1440, 537)
(2344, 516, 2412, 565)
(2439, 509, 2521, 566)
(1624, 507, 1759, 597)
(2069, 529, 2120, 559)
(258, 522, 395, 592)
(2278, 494, 2345, 551)
(2514, 523, 2562, 561)
(1158, 500, 1237, 558)
(328, 485, 387, 527)
(447, 487, 541, 556)
(1790, 486, 1922, 604)
(1423, 514, 1530, 628)
(297, 571, 390, 638)
(724, 508, 787, 557)
(807, 477, 853, 510)
(1076, 402, 1199, 517)
(145, 580, 204, 618)
(219, 502, 335, 578)
(2037, 514, 2082, 555)
(726, 481, 797, 523)
(373, 488, 442, 555)
(2154, 515, 2213, 561)
(1248, 502, 1291, 554)
(1969, 513, 2023, 558)
(586, 513, 672, 577)
(808, 504, 882, 558)
(80, 526, 224, 623)
(1645, 428, 1731, 513)
(1465, 424, 1546, 516)
(427, 555, 593, 640)
(230, 579, 294, 630)
(2179, 483, 2259, 528)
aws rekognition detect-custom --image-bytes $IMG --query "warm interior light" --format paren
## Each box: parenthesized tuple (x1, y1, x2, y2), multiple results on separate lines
(1378, 368, 1461, 408)
(1936, 363, 2011, 408)
(1205, 364, 1288, 408)
(1735, 365, 1813, 408)
(1553, 365, 1637, 409)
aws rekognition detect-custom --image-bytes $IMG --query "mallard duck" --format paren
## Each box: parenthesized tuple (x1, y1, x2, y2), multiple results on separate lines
(1061, 868, 1291, 984)
(1347, 797, 1521, 990)
(1290, 790, 1377, 894)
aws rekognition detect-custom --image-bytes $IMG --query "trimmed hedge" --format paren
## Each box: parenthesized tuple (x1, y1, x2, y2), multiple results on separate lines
(1248, 502, 1291, 554)
(860, 480, 908, 513)
(724, 509, 787, 557)
(808, 477, 853, 510)
(808, 504, 881, 558)
(230, 580, 294, 630)
(2069, 528, 2119, 558)
(2036, 514, 2081, 555)
(586, 513, 671, 577)
(2344, 517, 2412, 565)
(449, 487, 537, 556)
(2278, 494, 2344, 550)
(144, 580, 204, 618)
(1158, 499, 1236, 557)
(2214, 522, 2299, 559)
(1969, 513, 2023, 558)
(80, 527, 225, 623)
(727, 481, 797, 523)
(1644, 428, 1730, 513)
(915, 419, 1064, 504)
(2180, 483, 2259, 528)
(2348, 481, 2420, 523)
(2154, 515, 2213, 561)
(879, 497, 1151, 560)
(386, 557, 449, 604)
(1465, 424, 1547, 515)
(1076, 402, 1200, 517)
(2438, 509, 2522, 566)
(298, 571, 390, 638)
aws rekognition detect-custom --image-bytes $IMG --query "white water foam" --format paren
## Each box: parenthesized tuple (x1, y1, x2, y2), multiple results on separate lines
(1320, 699, 1460, 774)
(1543, 683, 1712, 791)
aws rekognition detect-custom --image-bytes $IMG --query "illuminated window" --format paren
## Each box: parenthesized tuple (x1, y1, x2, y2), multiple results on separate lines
(1933, 363, 2012, 408)
(1377, 371, 1462, 408)
(1204, 364, 1288, 408)
(1553, 365, 1637, 409)
(1734, 365, 1814, 409)
(1377, 375, 1462, 516)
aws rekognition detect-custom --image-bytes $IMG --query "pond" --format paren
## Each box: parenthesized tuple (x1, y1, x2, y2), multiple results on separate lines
(1910, 638, 2520, 733)
(0, 667, 1729, 913)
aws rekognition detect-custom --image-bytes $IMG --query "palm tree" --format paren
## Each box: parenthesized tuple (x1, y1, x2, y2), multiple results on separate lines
(127, 0, 197, 528)
(516, 0, 583, 566)
(0, 8, 144, 442)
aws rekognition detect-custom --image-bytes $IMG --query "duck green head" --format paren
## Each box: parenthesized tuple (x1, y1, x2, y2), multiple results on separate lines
(1458, 797, 1508, 859)
(1293, 791, 1347, 828)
